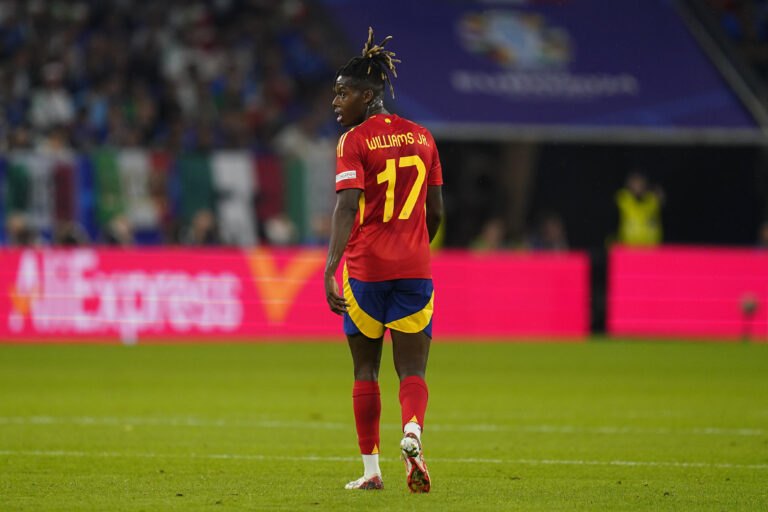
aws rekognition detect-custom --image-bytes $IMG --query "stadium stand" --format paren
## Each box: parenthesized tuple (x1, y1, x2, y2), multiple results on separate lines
(0, 0, 345, 245)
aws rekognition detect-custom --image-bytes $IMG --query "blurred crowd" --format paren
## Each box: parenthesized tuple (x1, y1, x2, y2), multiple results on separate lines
(0, 0, 345, 246)
(705, 0, 768, 81)
(1, 0, 345, 150)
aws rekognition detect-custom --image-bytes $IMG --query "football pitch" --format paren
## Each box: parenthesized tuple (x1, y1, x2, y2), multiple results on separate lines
(1, 340, 766, 511)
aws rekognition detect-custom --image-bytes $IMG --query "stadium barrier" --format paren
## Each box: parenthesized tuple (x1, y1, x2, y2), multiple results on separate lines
(608, 246, 768, 340)
(0, 248, 589, 342)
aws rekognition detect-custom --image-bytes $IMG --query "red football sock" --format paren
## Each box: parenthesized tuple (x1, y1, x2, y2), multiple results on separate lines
(399, 376, 429, 430)
(352, 381, 381, 455)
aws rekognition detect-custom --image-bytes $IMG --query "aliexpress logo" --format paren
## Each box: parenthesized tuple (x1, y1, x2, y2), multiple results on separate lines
(247, 248, 326, 324)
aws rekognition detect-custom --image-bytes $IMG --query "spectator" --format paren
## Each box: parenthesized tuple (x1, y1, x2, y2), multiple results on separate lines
(53, 221, 90, 246)
(527, 212, 568, 251)
(29, 62, 74, 131)
(5, 212, 40, 246)
(470, 218, 506, 251)
(103, 213, 134, 246)
(615, 171, 663, 246)
(181, 208, 219, 246)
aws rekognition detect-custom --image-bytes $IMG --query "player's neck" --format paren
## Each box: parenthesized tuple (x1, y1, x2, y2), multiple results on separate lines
(366, 107, 388, 120)
(365, 95, 388, 120)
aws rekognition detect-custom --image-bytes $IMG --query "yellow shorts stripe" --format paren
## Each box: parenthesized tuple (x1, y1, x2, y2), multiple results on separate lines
(343, 264, 385, 339)
(385, 291, 434, 333)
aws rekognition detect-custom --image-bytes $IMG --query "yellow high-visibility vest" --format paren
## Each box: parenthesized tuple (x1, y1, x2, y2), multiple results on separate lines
(615, 189, 662, 246)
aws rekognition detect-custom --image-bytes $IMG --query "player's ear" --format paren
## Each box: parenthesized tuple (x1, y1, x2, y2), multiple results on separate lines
(362, 88, 374, 104)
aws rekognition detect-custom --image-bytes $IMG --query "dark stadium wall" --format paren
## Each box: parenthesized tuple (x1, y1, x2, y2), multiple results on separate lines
(440, 142, 766, 250)
(535, 143, 765, 248)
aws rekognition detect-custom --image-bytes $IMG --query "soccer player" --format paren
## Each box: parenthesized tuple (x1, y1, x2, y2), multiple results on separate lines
(324, 28, 443, 493)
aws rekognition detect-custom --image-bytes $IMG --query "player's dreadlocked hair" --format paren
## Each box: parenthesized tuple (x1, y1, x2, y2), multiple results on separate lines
(335, 27, 400, 98)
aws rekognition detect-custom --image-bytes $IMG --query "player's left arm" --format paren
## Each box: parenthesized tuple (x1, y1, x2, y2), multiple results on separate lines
(426, 185, 443, 243)
(425, 132, 444, 243)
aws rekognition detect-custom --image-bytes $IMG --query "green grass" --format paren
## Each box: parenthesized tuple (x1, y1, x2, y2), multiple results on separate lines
(0, 339, 767, 511)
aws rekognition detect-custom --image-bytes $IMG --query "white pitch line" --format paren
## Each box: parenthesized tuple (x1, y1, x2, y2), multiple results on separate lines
(0, 416, 764, 437)
(441, 457, 768, 470)
(0, 449, 765, 470)
(430, 424, 768, 437)
(0, 416, 347, 430)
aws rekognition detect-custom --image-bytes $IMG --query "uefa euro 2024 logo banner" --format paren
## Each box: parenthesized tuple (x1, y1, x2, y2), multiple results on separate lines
(458, 10, 572, 70)
(453, 9, 638, 100)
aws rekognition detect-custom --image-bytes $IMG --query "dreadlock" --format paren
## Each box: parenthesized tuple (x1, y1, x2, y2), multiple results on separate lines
(335, 27, 400, 98)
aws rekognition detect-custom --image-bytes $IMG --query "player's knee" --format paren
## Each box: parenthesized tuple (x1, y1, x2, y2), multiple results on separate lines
(354, 360, 379, 380)
(353, 363, 379, 381)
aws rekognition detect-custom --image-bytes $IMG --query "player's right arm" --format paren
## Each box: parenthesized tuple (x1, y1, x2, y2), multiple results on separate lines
(325, 129, 365, 315)
(324, 188, 361, 315)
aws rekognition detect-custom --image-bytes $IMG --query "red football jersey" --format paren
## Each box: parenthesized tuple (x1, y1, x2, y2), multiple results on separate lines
(335, 114, 443, 282)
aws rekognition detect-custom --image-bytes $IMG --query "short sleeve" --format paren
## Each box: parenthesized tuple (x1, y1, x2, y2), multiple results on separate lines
(427, 132, 443, 186)
(335, 129, 365, 191)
